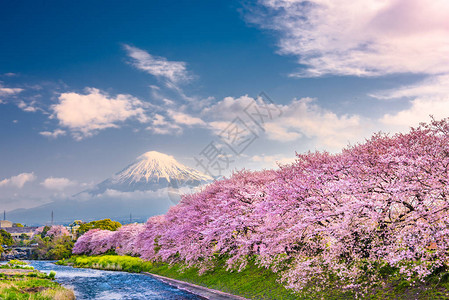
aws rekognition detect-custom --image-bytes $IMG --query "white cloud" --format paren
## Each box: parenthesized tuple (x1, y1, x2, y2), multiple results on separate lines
(0, 172, 36, 188)
(272, 98, 363, 148)
(364, 74, 449, 130)
(146, 114, 182, 135)
(371, 75, 449, 100)
(152, 113, 167, 126)
(204, 95, 364, 150)
(264, 122, 301, 142)
(202, 95, 255, 120)
(39, 129, 66, 139)
(208, 121, 233, 135)
(52, 88, 149, 140)
(167, 110, 206, 126)
(18, 100, 38, 112)
(146, 109, 206, 135)
(251, 0, 449, 77)
(203, 91, 445, 153)
(41, 177, 76, 190)
(380, 96, 449, 129)
(124, 45, 191, 84)
(0, 86, 23, 96)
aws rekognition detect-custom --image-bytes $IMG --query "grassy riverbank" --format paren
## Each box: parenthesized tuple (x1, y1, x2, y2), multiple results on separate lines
(58, 255, 301, 299)
(0, 260, 75, 300)
(57, 255, 449, 300)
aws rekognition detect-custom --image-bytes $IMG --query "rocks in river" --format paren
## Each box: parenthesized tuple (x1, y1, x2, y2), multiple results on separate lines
(0, 248, 31, 260)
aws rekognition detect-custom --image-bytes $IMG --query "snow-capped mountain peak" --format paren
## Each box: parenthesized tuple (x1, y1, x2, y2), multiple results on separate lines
(85, 150, 212, 195)
(115, 151, 212, 184)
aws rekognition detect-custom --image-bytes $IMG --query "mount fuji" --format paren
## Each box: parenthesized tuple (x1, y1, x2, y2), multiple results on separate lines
(85, 151, 213, 195)
(7, 151, 213, 225)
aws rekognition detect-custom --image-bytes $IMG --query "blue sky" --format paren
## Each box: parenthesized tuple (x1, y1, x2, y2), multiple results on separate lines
(1, 0, 449, 212)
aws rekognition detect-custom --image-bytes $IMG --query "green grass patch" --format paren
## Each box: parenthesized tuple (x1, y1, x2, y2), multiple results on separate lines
(0, 260, 75, 300)
(58, 254, 153, 273)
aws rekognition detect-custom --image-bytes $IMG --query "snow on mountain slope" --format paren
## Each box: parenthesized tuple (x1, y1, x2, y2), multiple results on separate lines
(86, 151, 213, 195)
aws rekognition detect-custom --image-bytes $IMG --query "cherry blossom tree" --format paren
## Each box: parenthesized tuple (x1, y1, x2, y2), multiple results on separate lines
(33, 225, 70, 239)
(46, 225, 70, 238)
(113, 223, 145, 256)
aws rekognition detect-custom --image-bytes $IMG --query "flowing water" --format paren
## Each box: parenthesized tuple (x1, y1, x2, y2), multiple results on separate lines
(28, 260, 203, 300)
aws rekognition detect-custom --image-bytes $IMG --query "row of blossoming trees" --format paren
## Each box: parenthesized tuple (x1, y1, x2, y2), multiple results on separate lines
(72, 118, 449, 291)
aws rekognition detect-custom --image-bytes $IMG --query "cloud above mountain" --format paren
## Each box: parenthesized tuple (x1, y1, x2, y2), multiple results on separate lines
(124, 44, 192, 84)
(41, 177, 77, 190)
(51, 88, 150, 140)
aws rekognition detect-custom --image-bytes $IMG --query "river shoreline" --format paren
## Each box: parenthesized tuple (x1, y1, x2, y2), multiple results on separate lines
(0, 260, 75, 299)
(58, 255, 299, 299)
(36, 260, 248, 300)
(142, 272, 249, 300)
(29, 260, 204, 299)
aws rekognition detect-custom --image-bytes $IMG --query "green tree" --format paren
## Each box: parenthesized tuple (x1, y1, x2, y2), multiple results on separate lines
(12, 223, 24, 227)
(31, 235, 74, 260)
(77, 219, 121, 237)
(0, 229, 14, 246)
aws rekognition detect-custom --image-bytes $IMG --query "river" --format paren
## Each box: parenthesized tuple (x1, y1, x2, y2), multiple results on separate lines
(28, 260, 203, 300)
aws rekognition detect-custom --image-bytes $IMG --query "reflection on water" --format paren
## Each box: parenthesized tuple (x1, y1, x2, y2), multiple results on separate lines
(28, 260, 202, 300)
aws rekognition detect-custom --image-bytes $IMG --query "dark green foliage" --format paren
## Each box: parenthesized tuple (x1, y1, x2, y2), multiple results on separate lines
(19, 233, 29, 240)
(31, 236, 74, 260)
(0, 229, 14, 246)
(379, 263, 399, 278)
(39, 226, 51, 239)
(439, 272, 449, 284)
(77, 219, 121, 237)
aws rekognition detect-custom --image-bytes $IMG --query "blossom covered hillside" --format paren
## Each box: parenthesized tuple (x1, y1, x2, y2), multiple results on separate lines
(73, 118, 449, 292)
